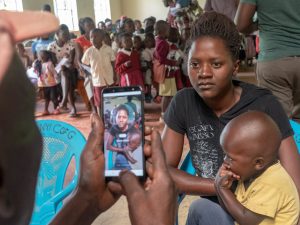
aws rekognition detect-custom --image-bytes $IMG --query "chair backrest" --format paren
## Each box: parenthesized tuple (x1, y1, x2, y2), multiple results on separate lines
(30, 120, 86, 225)
(290, 120, 300, 153)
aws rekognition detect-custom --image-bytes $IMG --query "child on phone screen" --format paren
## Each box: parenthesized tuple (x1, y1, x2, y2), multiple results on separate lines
(106, 104, 142, 169)
(212, 111, 299, 225)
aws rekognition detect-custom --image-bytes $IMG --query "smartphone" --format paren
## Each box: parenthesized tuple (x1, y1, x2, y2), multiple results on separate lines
(102, 86, 145, 179)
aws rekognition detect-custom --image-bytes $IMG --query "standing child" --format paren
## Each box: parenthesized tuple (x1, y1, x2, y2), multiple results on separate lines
(115, 32, 144, 88)
(48, 24, 77, 117)
(82, 29, 116, 115)
(211, 111, 299, 225)
(167, 27, 184, 91)
(16, 43, 31, 69)
(154, 21, 180, 121)
(35, 50, 60, 115)
(141, 33, 155, 102)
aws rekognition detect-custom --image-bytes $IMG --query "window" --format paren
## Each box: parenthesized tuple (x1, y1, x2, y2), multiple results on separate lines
(0, 0, 23, 11)
(53, 0, 79, 31)
(94, 0, 111, 24)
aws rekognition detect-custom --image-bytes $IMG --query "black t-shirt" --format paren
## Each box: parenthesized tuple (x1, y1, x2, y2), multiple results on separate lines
(164, 80, 293, 179)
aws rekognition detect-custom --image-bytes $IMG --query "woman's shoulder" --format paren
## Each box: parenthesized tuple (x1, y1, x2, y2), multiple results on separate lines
(173, 88, 199, 103)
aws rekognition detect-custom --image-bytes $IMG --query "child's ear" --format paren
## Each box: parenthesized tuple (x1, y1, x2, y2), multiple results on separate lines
(254, 157, 265, 170)
(232, 59, 240, 77)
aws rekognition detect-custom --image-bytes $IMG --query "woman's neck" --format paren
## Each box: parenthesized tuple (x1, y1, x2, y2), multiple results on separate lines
(204, 84, 242, 117)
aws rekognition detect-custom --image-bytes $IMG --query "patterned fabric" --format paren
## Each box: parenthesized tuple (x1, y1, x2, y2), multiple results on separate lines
(48, 40, 75, 62)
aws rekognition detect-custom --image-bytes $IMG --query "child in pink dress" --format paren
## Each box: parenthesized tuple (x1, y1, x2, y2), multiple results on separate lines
(115, 33, 144, 89)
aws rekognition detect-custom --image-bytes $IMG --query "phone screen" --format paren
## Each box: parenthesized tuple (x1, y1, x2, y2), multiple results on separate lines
(102, 87, 144, 177)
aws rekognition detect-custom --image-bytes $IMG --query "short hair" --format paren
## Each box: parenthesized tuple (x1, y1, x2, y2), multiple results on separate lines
(154, 20, 169, 35)
(42, 4, 51, 12)
(120, 32, 132, 40)
(116, 104, 129, 116)
(190, 11, 241, 60)
(90, 28, 106, 38)
(57, 24, 69, 33)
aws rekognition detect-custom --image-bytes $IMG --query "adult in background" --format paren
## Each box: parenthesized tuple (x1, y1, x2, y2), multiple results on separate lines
(74, 17, 96, 112)
(236, 0, 300, 123)
(204, 0, 239, 21)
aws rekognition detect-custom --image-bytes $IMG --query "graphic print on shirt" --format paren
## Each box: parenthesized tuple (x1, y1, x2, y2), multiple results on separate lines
(187, 121, 224, 179)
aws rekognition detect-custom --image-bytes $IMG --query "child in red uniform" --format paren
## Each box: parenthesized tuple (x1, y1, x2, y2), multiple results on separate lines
(154, 21, 180, 121)
(115, 33, 144, 88)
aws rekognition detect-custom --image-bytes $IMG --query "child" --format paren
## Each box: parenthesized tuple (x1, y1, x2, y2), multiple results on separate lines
(82, 28, 116, 115)
(141, 33, 155, 102)
(154, 21, 180, 121)
(167, 27, 184, 91)
(35, 50, 60, 115)
(133, 35, 143, 54)
(48, 24, 77, 117)
(16, 43, 31, 69)
(115, 32, 144, 88)
(106, 105, 141, 169)
(213, 111, 299, 225)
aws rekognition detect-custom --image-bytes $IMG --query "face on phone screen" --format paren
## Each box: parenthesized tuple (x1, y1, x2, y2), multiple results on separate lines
(103, 88, 144, 177)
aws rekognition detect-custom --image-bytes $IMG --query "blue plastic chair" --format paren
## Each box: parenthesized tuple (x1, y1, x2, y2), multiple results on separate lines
(176, 119, 300, 224)
(290, 120, 300, 153)
(30, 120, 86, 225)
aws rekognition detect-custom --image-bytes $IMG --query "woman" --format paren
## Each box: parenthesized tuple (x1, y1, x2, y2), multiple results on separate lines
(161, 11, 300, 224)
(74, 17, 96, 112)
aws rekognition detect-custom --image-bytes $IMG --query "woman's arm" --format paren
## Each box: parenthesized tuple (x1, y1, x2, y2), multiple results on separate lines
(279, 136, 300, 202)
(106, 133, 126, 153)
(162, 126, 216, 195)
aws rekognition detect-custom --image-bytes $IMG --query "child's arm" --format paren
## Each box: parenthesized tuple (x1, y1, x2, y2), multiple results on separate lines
(115, 53, 131, 75)
(123, 151, 137, 164)
(215, 165, 265, 225)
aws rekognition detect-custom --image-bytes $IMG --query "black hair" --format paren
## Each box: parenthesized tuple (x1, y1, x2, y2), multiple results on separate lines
(154, 20, 169, 36)
(90, 28, 106, 38)
(42, 4, 51, 12)
(190, 11, 241, 60)
(79, 17, 95, 35)
(120, 18, 134, 33)
(120, 32, 132, 40)
(168, 27, 179, 43)
(116, 104, 129, 116)
(57, 24, 69, 33)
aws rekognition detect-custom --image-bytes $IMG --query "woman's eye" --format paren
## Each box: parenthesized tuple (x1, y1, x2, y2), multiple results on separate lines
(189, 62, 199, 69)
(212, 62, 221, 68)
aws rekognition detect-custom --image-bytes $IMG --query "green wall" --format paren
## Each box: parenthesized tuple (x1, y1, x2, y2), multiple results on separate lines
(22, 0, 54, 11)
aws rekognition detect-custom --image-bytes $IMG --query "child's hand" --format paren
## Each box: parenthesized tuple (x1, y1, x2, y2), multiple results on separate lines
(124, 60, 132, 68)
(64, 53, 70, 58)
(215, 164, 240, 189)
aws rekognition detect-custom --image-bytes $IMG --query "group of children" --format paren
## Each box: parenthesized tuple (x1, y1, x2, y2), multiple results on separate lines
(17, 14, 192, 119)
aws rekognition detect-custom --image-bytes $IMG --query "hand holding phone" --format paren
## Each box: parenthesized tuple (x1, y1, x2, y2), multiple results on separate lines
(102, 86, 145, 178)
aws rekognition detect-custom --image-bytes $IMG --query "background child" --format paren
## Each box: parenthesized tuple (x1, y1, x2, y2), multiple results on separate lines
(82, 28, 116, 116)
(167, 27, 184, 92)
(48, 24, 77, 117)
(16, 43, 31, 69)
(115, 32, 144, 88)
(141, 33, 155, 103)
(35, 50, 60, 115)
(212, 111, 299, 225)
(154, 20, 180, 122)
